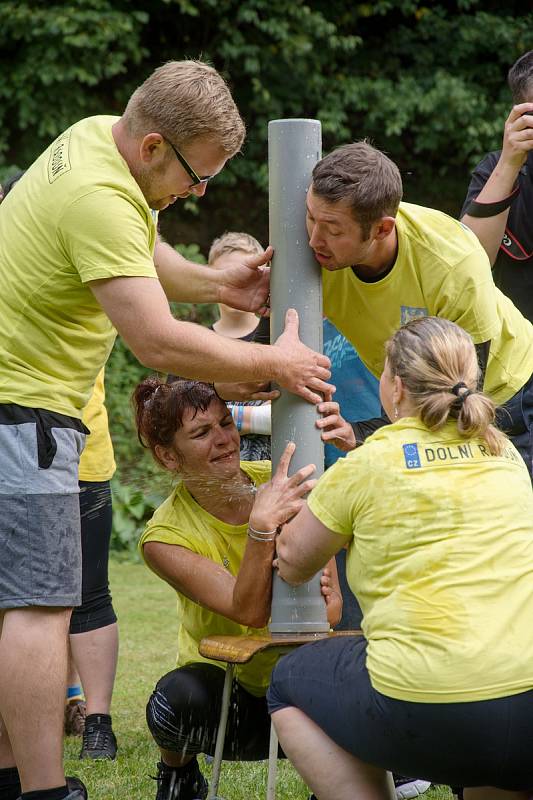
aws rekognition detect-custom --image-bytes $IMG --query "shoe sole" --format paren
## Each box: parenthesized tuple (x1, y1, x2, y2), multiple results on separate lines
(80, 752, 116, 760)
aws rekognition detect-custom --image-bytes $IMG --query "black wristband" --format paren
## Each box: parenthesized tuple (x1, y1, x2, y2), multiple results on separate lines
(464, 186, 519, 218)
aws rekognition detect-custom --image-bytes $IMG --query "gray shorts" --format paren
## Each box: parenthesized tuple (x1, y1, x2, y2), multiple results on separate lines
(0, 403, 87, 608)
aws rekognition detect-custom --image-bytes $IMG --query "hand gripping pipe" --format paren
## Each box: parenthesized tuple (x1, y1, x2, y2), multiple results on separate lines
(268, 118, 329, 634)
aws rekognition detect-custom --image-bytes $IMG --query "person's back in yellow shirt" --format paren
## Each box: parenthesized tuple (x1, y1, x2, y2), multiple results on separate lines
(309, 418, 533, 703)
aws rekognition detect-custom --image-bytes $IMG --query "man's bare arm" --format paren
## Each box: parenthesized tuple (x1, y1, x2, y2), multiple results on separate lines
(153, 240, 218, 302)
(89, 275, 331, 402)
(154, 239, 271, 312)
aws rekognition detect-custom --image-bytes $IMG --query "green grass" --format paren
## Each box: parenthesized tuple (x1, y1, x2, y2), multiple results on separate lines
(64, 560, 453, 800)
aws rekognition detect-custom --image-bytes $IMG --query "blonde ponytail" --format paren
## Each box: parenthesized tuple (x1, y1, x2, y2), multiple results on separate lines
(385, 317, 507, 455)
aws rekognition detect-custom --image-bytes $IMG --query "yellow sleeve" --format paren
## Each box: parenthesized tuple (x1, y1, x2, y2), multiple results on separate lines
(307, 454, 364, 538)
(58, 188, 158, 283)
(140, 524, 193, 550)
(433, 250, 500, 344)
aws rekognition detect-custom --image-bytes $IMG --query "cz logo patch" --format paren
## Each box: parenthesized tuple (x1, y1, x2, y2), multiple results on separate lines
(403, 443, 421, 469)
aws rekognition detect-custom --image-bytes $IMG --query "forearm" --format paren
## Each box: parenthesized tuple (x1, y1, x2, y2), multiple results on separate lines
(228, 403, 272, 435)
(143, 540, 273, 629)
(461, 157, 519, 265)
(91, 277, 331, 404)
(232, 537, 277, 628)
(135, 319, 283, 385)
(276, 512, 334, 587)
(154, 240, 220, 303)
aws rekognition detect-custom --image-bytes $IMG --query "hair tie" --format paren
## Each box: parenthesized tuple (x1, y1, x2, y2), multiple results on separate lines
(451, 382, 473, 404)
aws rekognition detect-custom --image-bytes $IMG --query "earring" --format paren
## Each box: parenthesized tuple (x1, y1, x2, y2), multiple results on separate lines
(394, 406, 399, 420)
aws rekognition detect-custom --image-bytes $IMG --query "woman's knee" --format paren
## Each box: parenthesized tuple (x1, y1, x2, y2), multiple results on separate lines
(147, 664, 224, 752)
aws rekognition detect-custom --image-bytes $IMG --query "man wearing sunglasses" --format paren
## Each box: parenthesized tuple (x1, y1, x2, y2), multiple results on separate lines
(0, 60, 330, 800)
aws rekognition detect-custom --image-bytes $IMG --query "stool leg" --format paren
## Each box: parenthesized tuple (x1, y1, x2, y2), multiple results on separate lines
(266, 720, 279, 800)
(208, 663, 234, 800)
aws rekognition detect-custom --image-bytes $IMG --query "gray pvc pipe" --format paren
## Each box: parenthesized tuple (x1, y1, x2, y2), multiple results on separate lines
(268, 118, 329, 634)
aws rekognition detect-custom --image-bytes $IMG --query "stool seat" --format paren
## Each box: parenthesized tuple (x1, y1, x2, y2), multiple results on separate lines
(199, 630, 362, 799)
(199, 629, 361, 664)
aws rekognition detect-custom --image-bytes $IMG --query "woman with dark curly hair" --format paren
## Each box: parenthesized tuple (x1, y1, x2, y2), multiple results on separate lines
(133, 377, 342, 800)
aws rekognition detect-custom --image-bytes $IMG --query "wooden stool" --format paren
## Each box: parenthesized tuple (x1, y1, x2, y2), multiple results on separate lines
(199, 630, 361, 800)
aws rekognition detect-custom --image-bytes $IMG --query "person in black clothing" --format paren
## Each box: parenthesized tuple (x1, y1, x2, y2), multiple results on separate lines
(461, 50, 533, 321)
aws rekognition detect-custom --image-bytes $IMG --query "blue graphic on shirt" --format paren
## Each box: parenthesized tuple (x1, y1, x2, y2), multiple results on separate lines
(400, 306, 428, 325)
(323, 318, 381, 469)
(403, 443, 421, 469)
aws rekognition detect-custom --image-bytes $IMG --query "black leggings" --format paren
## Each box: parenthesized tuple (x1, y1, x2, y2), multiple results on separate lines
(147, 663, 282, 761)
(69, 481, 117, 634)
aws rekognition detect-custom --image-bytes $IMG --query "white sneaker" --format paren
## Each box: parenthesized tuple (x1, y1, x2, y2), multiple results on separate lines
(394, 777, 432, 799)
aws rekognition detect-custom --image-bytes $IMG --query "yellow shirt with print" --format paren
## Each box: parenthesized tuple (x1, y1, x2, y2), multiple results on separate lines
(0, 115, 157, 418)
(79, 369, 116, 483)
(139, 461, 279, 697)
(323, 202, 533, 405)
(308, 419, 533, 703)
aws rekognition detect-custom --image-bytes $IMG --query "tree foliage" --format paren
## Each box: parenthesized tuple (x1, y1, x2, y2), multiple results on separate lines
(1, 0, 531, 496)
(1, 0, 531, 199)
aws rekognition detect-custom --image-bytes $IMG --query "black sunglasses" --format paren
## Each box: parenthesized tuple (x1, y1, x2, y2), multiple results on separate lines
(165, 138, 213, 188)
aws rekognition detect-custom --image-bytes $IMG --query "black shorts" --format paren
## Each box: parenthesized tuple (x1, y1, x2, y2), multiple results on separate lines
(147, 663, 283, 761)
(69, 481, 117, 634)
(267, 636, 533, 791)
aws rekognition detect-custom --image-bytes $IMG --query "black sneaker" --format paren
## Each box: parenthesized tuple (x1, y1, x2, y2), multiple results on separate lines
(16, 778, 87, 800)
(152, 759, 208, 800)
(79, 714, 117, 760)
(393, 776, 432, 799)
(66, 777, 88, 798)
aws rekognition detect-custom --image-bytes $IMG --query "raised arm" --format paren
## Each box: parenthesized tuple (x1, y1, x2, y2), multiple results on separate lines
(89, 276, 331, 403)
(461, 103, 533, 264)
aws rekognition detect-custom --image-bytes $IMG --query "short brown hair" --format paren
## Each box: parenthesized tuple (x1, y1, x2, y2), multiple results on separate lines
(312, 141, 402, 239)
(132, 376, 223, 469)
(208, 231, 264, 264)
(385, 317, 507, 455)
(123, 60, 245, 155)
(508, 50, 533, 104)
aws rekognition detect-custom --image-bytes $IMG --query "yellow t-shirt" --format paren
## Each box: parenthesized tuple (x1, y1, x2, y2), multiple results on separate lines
(79, 368, 116, 482)
(139, 461, 279, 696)
(308, 418, 533, 703)
(0, 115, 158, 418)
(323, 202, 533, 405)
